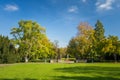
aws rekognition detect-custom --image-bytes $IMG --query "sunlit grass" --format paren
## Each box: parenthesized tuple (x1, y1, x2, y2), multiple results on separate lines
(0, 63, 120, 80)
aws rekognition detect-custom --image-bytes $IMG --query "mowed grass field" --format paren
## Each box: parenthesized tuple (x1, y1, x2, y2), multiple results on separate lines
(0, 63, 120, 80)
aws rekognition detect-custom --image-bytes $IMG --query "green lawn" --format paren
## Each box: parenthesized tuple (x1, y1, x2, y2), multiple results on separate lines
(0, 63, 120, 80)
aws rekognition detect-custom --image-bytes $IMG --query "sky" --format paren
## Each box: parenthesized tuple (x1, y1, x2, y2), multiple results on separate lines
(0, 0, 120, 47)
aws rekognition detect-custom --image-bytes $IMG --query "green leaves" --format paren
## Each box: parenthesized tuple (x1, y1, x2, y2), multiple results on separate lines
(67, 22, 95, 60)
(94, 20, 105, 41)
(11, 20, 55, 62)
(0, 35, 18, 63)
(67, 20, 120, 62)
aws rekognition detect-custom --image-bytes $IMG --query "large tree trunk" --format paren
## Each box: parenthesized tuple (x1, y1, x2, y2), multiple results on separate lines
(25, 56, 28, 62)
(75, 54, 80, 63)
(91, 55, 94, 63)
(44, 58, 47, 63)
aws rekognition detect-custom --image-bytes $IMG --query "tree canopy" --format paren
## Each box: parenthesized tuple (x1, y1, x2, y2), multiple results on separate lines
(11, 20, 55, 62)
(67, 20, 120, 62)
(0, 19, 120, 63)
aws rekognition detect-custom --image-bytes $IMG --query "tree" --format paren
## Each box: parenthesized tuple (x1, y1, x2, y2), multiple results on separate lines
(59, 47, 67, 59)
(0, 35, 18, 63)
(67, 22, 95, 62)
(67, 37, 80, 60)
(77, 22, 95, 59)
(94, 20, 105, 41)
(94, 20, 105, 60)
(102, 35, 120, 62)
(11, 20, 54, 62)
(53, 40, 59, 62)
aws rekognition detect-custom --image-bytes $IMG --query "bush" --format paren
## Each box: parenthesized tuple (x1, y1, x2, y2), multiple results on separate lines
(7, 54, 17, 63)
(30, 59, 50, 63)
(68, 58, 76, 61)
(62, 58, 75, 61)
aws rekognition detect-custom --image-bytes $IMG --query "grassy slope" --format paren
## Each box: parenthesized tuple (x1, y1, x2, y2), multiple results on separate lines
(0, 63, 120, 80)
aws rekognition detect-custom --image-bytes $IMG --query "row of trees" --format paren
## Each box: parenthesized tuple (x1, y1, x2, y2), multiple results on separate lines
(0, 20, 67, 63)
(0, 20, 120, 63)
(67, 20, 120, 62)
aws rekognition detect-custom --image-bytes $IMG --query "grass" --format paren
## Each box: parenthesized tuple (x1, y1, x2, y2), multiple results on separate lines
(0, 63, 120, 80)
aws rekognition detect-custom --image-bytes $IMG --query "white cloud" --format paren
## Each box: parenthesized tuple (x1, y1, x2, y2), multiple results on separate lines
(96, 0, 115, 11)
(4, 4, 19, 11)
(68, 6, 78, 13)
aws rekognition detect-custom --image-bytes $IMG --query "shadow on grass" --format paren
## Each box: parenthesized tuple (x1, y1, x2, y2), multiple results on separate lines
(53, 76, 120, 80)
(0, 78, 38, 80)
(53, 66, 120, 80)
(54, 66, 120, 75)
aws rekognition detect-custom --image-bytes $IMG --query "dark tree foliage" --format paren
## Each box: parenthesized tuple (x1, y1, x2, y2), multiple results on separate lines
(94, 20, 105, 61)
(94, 20, 105, 41)
(0, 35, 19, 63)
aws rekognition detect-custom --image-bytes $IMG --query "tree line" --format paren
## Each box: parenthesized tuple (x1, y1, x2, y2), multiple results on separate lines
(67, 20, 120, 62)
(0, 20, 65, 63)
(0, 20, 120, 63)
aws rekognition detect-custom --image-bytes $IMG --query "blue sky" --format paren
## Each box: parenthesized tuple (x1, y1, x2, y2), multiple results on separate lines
(0, 0, 120, 47)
